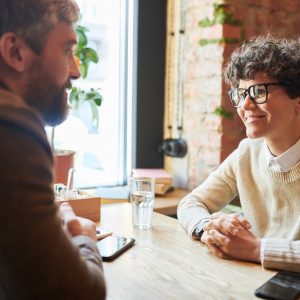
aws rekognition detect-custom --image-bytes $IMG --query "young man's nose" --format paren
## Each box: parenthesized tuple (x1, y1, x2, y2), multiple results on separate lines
(240, 94, 256, 110)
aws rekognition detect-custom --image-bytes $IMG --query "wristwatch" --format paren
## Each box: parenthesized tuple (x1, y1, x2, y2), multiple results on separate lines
(193, 218, 210, 238)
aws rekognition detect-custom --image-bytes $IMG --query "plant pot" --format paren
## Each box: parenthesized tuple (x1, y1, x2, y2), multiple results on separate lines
(54, 149, 75, 185)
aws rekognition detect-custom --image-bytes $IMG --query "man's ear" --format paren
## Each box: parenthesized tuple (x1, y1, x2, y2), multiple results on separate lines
(0, 32, 31, 72)
(296, 98, 300, 114)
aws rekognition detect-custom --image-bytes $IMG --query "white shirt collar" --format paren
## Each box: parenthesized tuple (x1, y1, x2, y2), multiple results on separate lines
(264, 138, 300, 172)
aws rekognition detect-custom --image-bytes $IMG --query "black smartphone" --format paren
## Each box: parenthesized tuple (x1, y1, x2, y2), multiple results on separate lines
(255, 271, 300, 300)
(97, 236, 135, 261)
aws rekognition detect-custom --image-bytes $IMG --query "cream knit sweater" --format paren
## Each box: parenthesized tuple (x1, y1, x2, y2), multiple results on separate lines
(177, 138, 300, 272)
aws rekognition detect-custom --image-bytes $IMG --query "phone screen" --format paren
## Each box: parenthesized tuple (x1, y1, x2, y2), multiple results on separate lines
(97, 236, 135, 261)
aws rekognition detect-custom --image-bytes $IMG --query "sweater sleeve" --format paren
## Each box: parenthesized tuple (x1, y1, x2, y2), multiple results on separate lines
(262, 238, 300, 272)
(177, 146, 239, 236)
(0, 109, 106, 300)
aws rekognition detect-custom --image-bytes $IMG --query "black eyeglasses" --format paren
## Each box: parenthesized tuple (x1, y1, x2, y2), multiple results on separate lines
(228, 82, 280, 108)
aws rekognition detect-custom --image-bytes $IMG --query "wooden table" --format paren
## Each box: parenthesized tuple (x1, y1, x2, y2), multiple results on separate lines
(98, 203, 276, 300)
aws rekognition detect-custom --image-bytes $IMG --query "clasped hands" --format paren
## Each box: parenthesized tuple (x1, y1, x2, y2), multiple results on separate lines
(200, 212, 261, 263)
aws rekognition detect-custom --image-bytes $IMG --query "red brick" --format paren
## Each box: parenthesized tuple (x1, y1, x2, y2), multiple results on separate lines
(223, 24, 242, 40)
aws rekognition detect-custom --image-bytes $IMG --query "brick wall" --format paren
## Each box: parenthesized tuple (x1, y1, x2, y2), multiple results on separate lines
(165, 0, 300, 190)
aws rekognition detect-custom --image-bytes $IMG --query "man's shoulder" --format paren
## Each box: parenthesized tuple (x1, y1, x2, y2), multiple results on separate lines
(237, 138, 265, 159)
(0, 105, 42, 125)
(238, 138, 264, 150)
(0, 89, 44, 133)
(0, 91, 51, 157)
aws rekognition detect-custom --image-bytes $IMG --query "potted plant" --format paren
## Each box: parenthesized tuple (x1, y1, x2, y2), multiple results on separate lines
(52, 24, 103, 185)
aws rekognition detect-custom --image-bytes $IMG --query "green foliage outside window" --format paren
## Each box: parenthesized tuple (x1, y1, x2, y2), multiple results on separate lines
(51, 24, 103, 149)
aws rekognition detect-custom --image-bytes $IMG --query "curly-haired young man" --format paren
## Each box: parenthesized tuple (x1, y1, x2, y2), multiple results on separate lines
(178, 35, 300, 272)
(0, 1, 106, 299)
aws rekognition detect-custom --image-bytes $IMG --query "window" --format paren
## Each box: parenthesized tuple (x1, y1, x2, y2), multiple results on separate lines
(48, 0, 137, 188)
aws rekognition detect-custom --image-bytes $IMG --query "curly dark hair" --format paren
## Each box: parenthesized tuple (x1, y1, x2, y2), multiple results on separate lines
(224, 35, 300, 99)
(0, 0, 79, 54)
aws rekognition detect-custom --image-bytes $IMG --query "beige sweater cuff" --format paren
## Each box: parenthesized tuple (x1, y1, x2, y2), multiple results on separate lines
(262, 238, 300, 272)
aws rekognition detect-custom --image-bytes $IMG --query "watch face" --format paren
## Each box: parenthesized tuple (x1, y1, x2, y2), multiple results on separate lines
(194, 225, 203, 237)
(195, 219, 210, 237)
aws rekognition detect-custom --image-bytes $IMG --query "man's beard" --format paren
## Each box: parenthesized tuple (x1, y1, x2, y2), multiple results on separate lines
(24, 67, 70, 127)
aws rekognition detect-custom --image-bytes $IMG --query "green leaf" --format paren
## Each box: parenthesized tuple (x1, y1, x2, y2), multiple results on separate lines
(66, 25, 103, 131)
(76, 25, 88, 48)
(82, 48, 99, 63)
(94, 96, 102, 106)
(75, 24, 99, 78)
(80, 62, 88, 79)
(68, 87, 103, 130)
(213, 106, 234, 120)
(198, 2, 243, 28)
(199, 37, 241, 46)
(69, 87, 78, 103)
(198, 18, 214, 28)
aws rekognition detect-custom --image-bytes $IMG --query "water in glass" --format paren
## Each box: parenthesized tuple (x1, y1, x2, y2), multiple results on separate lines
(131, 190, 154, 229)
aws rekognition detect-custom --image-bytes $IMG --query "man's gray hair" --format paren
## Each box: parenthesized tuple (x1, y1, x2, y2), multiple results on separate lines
(0, 0, 79, 53)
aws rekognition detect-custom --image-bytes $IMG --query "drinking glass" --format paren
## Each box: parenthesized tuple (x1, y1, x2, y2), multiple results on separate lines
(130, 177, 155, 229)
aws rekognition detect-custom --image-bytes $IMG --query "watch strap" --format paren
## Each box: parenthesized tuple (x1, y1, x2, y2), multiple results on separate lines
(193, 218, 210, 238)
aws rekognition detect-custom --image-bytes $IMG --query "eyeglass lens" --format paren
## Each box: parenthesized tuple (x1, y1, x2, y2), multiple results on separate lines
(230, 84, 267, 107)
